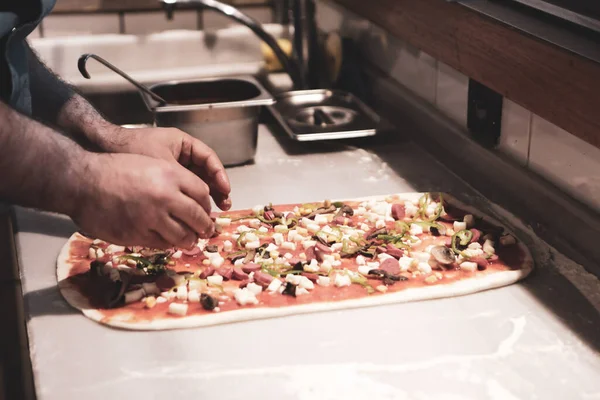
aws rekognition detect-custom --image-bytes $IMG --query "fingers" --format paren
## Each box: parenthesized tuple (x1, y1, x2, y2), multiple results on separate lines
(175, 166, 213, 215)
(188, 138, 232, 207)
(144, 230, 174, 250)
(169, 194, 215, 239)
(157, 215, 198, 248)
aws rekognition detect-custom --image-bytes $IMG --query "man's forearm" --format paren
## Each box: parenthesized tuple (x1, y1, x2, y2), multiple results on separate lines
(0, 100, 93, 216)
(26, 43, 119, 150)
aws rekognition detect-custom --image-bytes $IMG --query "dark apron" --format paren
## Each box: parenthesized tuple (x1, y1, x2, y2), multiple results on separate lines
(0, 0, 56, 115)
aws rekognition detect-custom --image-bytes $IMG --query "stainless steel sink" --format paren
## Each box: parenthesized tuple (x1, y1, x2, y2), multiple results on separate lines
(267, 89, 382, 141)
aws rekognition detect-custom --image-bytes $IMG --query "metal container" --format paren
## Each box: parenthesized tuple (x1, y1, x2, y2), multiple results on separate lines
(267, 89, 381, 141)
(142, 76, 275, 166)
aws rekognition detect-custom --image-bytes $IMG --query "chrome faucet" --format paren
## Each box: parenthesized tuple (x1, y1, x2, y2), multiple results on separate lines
(160, 0, 319, 91)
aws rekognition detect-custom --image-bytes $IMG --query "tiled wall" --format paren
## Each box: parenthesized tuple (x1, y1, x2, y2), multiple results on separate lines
(317, 0, 600, 213)
(36, 7, 273, 38)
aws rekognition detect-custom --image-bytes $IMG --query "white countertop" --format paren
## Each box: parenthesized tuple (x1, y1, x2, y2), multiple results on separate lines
(15, 126, 600, 399)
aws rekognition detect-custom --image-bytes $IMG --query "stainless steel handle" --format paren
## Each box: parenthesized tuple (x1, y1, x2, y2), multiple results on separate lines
(77, 53, 168, 106)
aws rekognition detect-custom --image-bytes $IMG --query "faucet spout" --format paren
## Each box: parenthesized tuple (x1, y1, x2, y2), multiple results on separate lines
(159, 0, 306, 90)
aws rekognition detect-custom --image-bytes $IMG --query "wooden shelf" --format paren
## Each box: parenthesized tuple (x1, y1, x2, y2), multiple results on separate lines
(334, 0, 600, 149)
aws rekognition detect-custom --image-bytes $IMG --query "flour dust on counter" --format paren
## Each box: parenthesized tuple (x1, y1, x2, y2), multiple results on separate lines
(56, 192, 533, 330)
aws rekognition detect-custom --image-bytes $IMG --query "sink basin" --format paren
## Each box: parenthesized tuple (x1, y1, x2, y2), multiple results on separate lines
(29, 24, 287, 93)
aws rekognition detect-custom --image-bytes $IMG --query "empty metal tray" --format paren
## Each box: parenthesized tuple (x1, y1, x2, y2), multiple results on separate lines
(267, 89, 381, 141)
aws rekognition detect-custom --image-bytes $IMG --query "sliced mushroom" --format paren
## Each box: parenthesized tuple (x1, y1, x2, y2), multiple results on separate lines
(430, 245, 456, 265)
(105, 271, 132, 308)
(306, 205, 337, 219)
(243, 249, 256, 264)
(205, 245, 219, 253)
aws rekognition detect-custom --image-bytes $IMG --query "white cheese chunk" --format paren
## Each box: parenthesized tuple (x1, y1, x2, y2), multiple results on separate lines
(376, 285, 388, 293)
(299, 276, 315, 290)
(301, 217, 312, 227)
(334, 273, 352, 287)
(302, 240, 317, 250)
(156, 296, 167, 304)
(92, 239, 105, 245)
(331, 243, 343, 252)
(355, 255, 367, 266)
(375, 219, 386, 229)
(248, 219, 261, 229)
(124, 288, 145, 304)
(460, 261, 478, 272)
(410, 224, 424, 235)
(321, 254, 335, 264)
(307, 223, 320, 233)
(377, 253, 394, 261)
(367, 261, 380, 270)
(281, 241, 297, 251)
(314, 215, 328, 224)
(105, 244, 125, 254)
(320, 260, 333, 273)
(296, 287, 309, 296)
(207, 275, 223, 286)
(332, 260, 342, 268)
(253, 205, 263, 214)
(187, 290, 201, 303)
(211, 255, 225, 267)
(355, 207, 367, 216)
(168, 303, 188, 316)
(412, 252, 431, 263)
(468, 242, 482, 250)
(322, 225, 333, 233)
(142, 282, 160, 296)
(453, 221, 467, 232)
(267, 279, 283, 292)
(88, 247, 97, 259)
(215, 217, 231, 227)
(284, 252, 294, 260)
(358, 265, 373, 276)
(234, 258, 244, 267)
(399, 256, 415, 271)
(223, 240, 233, 252)
(245, 240, 261, 250)
(233, 288, 259, 306)
(265, 243, 279, 252)
(272, 232, 284, 246)
(274, 225, 288, 233)
(317, 276, 331, 286)
(417, 262, 432, 274)
(258, 226, 269, 233)
(237, 225, 252, 233)
(175, 285, 188, 300)
(247, 282, 263, 295)
(304, 260, 320, 273)
(296, 227, 308, 236)
(96, 248, 105, 259)
(483, 240, 495, 255)
(463, 248, 484, 258)
(188, 279, 204, 291)
(285, 274, 302, 285)
(405, 203, 418, 217)
(172, 250, 183, 259)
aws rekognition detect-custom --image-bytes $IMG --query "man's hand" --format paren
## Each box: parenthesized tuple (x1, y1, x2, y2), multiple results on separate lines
(73, 152, 216, 249)
(101, 126, 232, 212)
